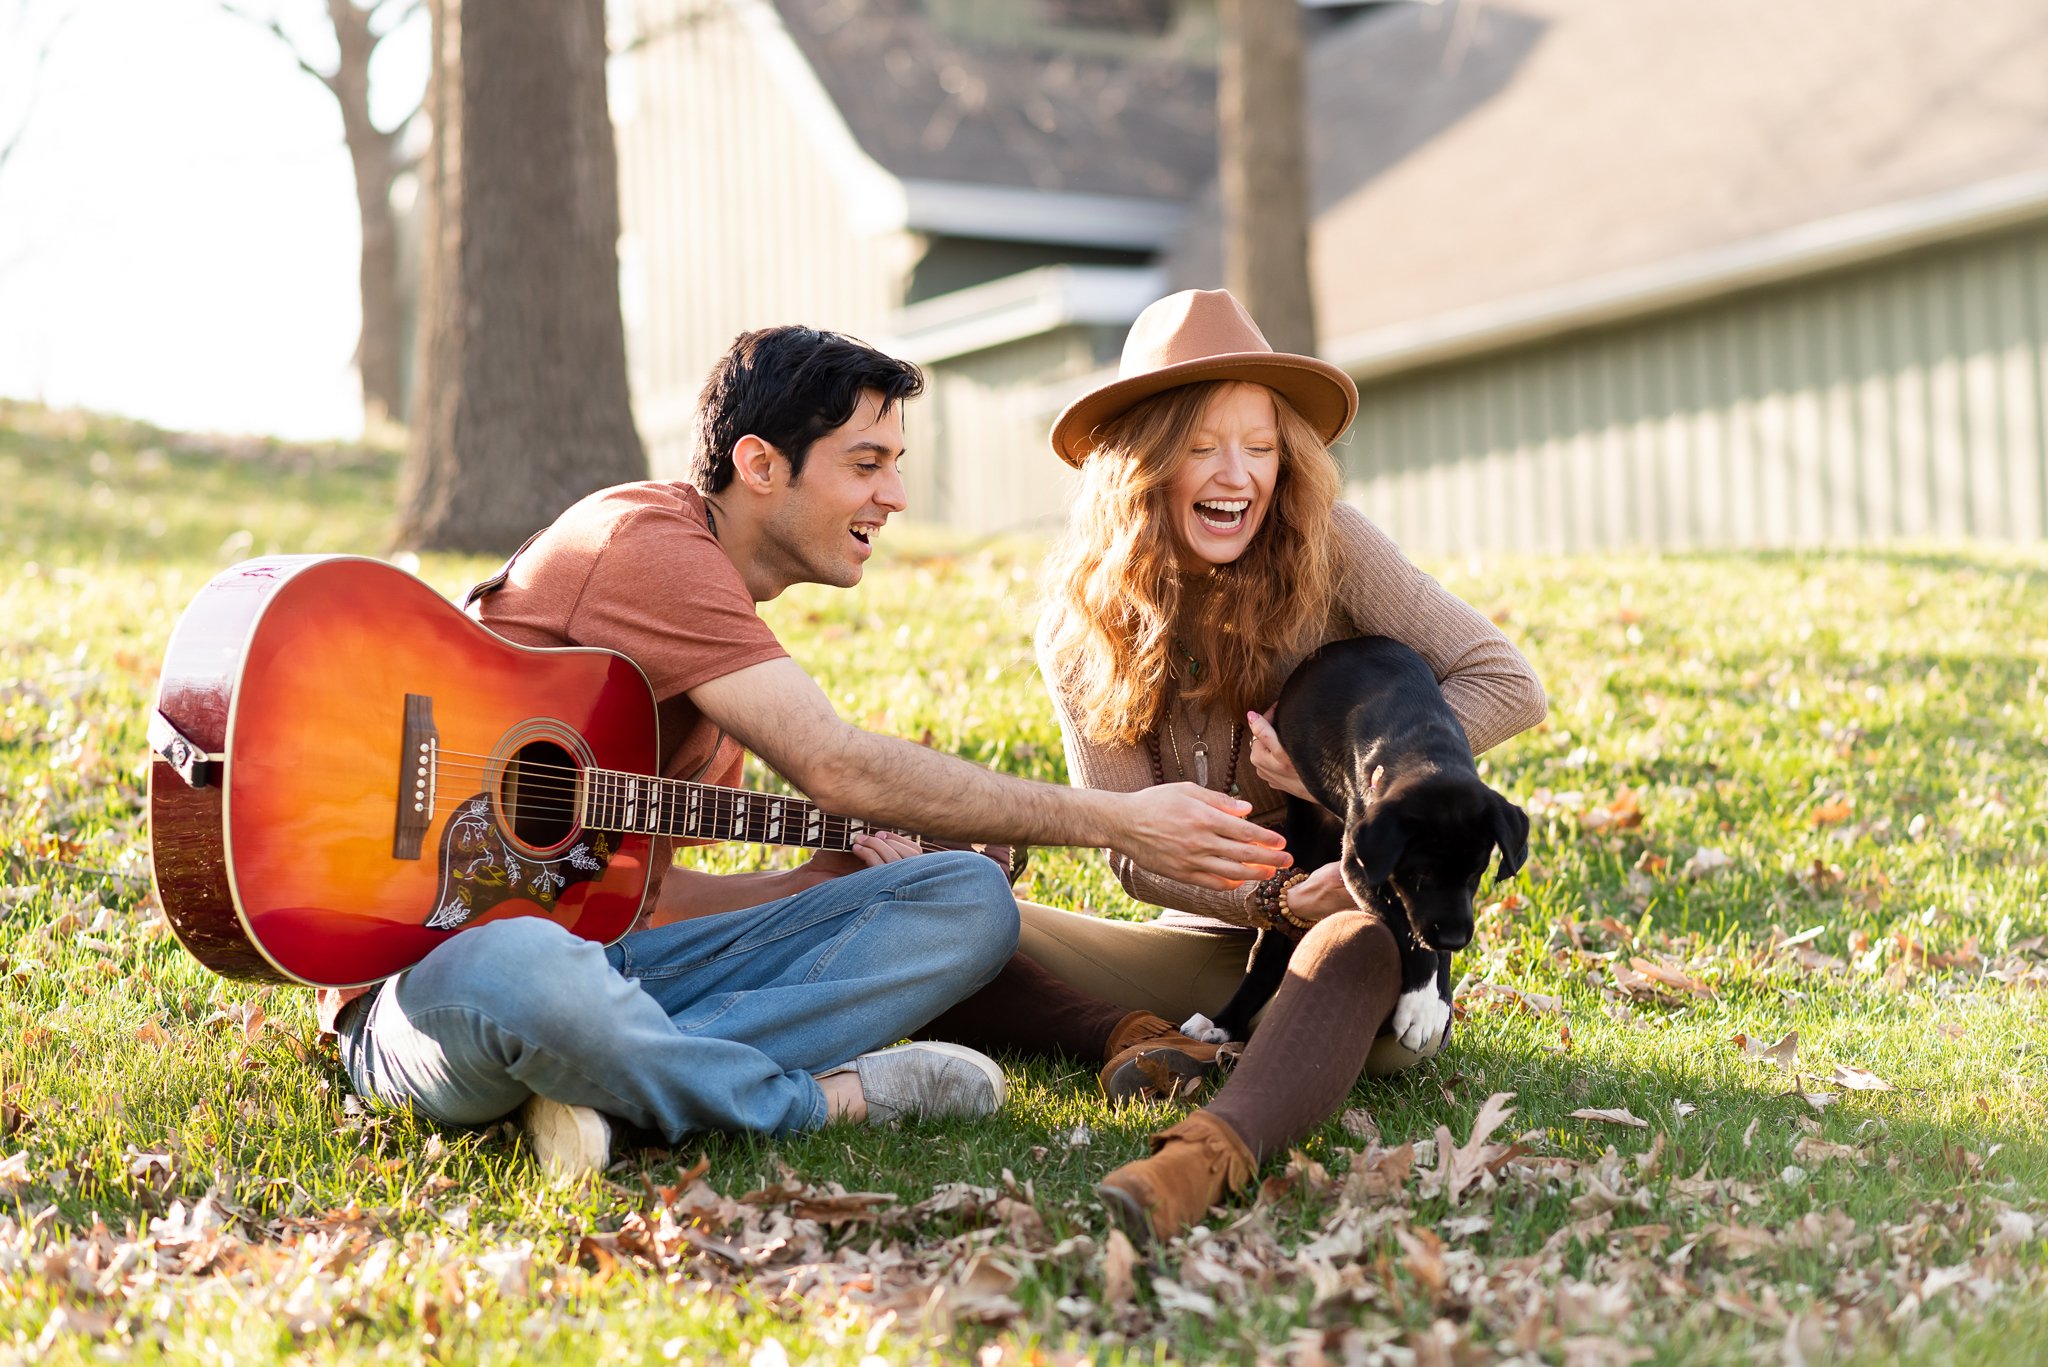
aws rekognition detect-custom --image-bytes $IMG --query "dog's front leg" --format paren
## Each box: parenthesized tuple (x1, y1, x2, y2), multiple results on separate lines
(1387, 942, 1451, 1055)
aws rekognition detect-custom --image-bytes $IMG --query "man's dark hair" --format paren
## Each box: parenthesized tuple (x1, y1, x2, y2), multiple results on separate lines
(691, 326, 925, 493)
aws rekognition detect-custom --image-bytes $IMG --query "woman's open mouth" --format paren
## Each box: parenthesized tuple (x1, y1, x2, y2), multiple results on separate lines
(1193, 499, 1249, 534)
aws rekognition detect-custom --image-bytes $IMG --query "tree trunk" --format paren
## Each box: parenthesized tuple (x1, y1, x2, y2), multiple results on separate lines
(1219, 0, 1318, 356)
(325, 0, 409, 427)
(398, 0, 647, 553)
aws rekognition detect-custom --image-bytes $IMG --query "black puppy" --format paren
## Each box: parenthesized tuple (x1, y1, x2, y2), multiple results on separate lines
(1192, 636, 1529, 1053)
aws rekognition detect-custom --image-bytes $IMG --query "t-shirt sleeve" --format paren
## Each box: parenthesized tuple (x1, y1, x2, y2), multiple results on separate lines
(563, 503, 787, 699)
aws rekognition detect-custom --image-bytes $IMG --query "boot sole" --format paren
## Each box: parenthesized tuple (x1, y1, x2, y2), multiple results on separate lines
(1100, 1046, 1219, 1104)
(1094, 1181, 1157, 1249)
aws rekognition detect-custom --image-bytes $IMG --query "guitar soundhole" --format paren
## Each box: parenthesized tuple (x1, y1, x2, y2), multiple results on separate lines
(501, 739, 581, 852)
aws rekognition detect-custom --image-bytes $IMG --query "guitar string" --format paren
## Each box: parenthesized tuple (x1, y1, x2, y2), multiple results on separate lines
(393, 763, 902, 847)
(379, 747, 934, 847)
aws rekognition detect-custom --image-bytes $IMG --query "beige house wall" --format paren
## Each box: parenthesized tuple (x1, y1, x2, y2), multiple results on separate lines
(1341, 220, 2048, 554)
(616, 0, 917, 481)
(912, 328, 1108, 535)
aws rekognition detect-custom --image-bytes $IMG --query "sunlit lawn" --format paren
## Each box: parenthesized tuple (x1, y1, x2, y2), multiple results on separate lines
(3, 398, 2046, 1364)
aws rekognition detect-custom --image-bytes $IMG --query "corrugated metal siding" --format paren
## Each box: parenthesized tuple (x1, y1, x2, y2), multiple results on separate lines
(617, 0, 914, 480)
(1339, 220, 2048, 553)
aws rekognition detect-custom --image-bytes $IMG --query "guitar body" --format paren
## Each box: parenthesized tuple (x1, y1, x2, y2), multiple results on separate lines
(149, 556, 658, 987)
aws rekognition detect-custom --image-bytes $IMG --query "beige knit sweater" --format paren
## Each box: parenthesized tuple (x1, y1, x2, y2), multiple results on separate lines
(1036, 501, 1548, 928)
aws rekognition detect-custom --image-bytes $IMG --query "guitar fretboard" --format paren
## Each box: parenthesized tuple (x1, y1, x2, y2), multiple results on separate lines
(578, 768, 884, 851)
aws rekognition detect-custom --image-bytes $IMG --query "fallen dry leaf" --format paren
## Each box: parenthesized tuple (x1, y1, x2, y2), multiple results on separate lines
(1810, 798, 1854, 827)
(1628, 957, 1713, 997)
(1343, 1143, 1415, 1202)
(1101, 1228, 1137, 1308)
(1822, 1064, 1893, 1093)
(1440, 1092, 1522, 1205)
(1684, 848, 1734, 879)
(1570, 1108, 1650, 1129)
(1733, 1028, 1799, 1069)
(1792, 1136, 1866, 1167)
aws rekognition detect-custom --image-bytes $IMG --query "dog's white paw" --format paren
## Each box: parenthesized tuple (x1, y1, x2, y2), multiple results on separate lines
(1179, 1012, 1231, 1045)
(1390, 989, 1450, 1055)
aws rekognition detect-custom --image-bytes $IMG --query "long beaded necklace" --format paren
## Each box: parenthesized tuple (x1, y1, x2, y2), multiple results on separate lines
(1147, 636, 1242, 795)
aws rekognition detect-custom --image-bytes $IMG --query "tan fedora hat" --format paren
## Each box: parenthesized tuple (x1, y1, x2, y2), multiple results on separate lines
(1050, 288, 1359, 467)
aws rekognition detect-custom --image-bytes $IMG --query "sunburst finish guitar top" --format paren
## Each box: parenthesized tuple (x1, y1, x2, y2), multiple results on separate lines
(148, 556, 1024, 988)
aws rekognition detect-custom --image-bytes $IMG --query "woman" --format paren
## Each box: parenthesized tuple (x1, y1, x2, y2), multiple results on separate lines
(966, 288, 1545, 1242)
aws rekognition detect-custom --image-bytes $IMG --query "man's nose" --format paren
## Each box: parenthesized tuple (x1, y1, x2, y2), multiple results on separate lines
(877, 466, 909, 513)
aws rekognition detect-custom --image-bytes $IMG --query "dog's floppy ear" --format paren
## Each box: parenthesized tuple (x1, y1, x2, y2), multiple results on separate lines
(1489, 791, 1530, 881)
(1345, 811, 1406, 889)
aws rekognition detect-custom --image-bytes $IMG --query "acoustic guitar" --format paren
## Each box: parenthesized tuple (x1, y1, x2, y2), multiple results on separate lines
(147, 555, 1025, 988)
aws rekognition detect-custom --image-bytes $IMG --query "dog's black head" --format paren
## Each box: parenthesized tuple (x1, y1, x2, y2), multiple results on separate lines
(1340, 774, 1528, 952)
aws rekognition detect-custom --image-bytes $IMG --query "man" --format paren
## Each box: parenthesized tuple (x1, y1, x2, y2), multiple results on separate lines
(324, 326, 1288, 1176)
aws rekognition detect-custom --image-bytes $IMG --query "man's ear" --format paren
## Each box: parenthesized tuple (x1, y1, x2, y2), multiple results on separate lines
(730, 435, 783, 495)
(1490, 791, 1530, 881)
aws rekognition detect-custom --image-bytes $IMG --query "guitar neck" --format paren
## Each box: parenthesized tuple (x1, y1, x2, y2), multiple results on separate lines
(579, 767, 884, 852)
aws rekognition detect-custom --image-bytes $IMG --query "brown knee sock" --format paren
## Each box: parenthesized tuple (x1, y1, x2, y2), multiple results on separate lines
(1203, 910, 1401, 1163)
(916, 951, 1130, 1060)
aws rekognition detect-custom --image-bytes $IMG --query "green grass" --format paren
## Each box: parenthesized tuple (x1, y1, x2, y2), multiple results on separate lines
(3, 397, 2047, 1363)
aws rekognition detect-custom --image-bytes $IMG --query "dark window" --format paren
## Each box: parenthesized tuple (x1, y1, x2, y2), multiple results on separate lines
(1037, 0, 1175, 35)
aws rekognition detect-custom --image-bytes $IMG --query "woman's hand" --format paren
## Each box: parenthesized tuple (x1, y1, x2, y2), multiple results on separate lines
(1247, 707, 1315, 803)
(802, 830, 924, 880)
(1279, 862, 1358, 924)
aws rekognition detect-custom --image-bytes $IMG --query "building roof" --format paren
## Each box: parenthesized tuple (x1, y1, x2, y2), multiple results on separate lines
(770, 0, 1218, 202)
(1168, 0, 2048, 365)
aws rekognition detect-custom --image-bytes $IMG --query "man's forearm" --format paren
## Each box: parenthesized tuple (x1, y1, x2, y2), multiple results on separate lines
(805, 729, 1119, 847)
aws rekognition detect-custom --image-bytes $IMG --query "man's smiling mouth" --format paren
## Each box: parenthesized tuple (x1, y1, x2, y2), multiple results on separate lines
(850, 521, 882, 545)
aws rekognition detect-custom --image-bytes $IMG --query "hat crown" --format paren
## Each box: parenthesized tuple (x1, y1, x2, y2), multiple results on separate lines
(1119, 289, 1273, 379)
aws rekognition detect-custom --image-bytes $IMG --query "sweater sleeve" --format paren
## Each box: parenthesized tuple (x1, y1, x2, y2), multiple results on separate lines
(1034, 620, 1273, 928)
(1326, 502, 1547, 755)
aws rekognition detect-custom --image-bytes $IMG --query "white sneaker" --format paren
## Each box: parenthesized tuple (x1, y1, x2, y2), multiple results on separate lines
(829, 1041, 1007, 1124)
(519, 1094, 611, 1178)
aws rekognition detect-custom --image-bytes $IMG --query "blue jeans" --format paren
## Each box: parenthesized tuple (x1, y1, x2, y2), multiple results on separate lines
(336, 852, 1019, 1140)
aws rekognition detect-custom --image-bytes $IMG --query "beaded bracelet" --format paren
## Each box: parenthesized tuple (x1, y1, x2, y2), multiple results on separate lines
(1277, 878, 1317, 932)
(1249, 869, 1308, 930)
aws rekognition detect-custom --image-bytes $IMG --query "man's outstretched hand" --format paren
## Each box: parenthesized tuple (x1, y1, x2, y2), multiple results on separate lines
(1111, 782, 1289, 889)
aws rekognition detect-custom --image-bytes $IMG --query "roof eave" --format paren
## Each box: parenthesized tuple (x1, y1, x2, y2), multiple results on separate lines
(898, 180, 1189, 250)
(886, 263, 1167, 364)
(1329, 168, 2048, 383)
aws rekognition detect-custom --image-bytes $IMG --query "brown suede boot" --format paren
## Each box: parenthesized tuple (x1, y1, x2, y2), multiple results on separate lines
(1098, 1011, 1223, 1103)
(1096, 1110, 1256, 1246)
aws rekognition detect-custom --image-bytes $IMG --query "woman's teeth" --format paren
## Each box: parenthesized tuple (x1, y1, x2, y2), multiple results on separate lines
(1195, 499, 1249, 532)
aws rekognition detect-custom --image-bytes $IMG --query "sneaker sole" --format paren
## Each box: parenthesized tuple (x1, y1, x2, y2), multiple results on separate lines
(519, 1096, 610, 1179)
(889, 1040, 1009, 1111)
(1101, 1046, 1219, 1104)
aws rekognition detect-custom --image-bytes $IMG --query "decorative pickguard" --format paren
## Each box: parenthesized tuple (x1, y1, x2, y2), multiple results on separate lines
(424, 795, 613, 931)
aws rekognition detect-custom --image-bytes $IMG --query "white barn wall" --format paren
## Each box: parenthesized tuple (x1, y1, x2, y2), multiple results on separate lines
(617, 0, 915, 480)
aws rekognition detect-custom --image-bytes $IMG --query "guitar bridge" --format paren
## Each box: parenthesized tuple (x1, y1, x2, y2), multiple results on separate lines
(393, 694, 438, 860)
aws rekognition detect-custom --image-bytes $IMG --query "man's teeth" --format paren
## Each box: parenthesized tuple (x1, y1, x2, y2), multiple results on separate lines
(851, 524, 880, 543)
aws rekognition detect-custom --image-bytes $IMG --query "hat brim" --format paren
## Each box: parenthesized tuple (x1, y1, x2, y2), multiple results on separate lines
(1050, 351, 1360, 468)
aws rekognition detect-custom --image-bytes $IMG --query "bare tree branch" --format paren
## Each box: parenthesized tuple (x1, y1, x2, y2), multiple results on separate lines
(218, 1, 341, 95)
(366, 0, 421, 34)
(0, 2, 75, 182)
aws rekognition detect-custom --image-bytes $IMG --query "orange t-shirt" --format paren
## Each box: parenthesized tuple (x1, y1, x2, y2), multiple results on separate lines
(317, 481, 786, 1030)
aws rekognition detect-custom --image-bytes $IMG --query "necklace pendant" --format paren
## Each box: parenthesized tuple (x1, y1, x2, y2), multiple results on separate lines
(1192, 739, 1210, 788)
